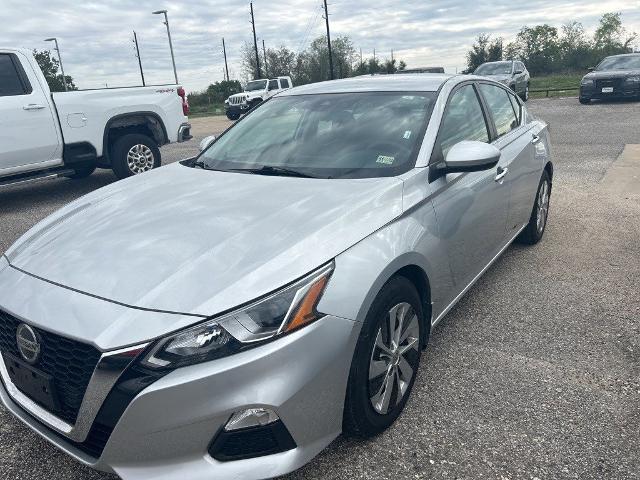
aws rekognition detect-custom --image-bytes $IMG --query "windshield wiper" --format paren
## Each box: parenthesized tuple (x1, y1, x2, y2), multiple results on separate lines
(228, 165, 318, 178)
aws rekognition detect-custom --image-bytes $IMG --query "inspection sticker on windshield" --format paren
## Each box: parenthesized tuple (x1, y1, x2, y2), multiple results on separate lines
(403, 130, 412, 139)
(376, 155, 395, 165)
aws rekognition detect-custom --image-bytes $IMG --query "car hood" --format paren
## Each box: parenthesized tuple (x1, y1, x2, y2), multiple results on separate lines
(6, 163, 404, 317)
(583, 69, 640, 80)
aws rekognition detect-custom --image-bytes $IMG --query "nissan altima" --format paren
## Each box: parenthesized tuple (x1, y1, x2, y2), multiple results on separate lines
(0, 74, 552, 480)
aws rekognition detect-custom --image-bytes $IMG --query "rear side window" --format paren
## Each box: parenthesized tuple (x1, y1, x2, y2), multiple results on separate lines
(268, 79, 279, 90)
(279, 78, 290, 89)
(437, 84, 490, 158)
(479, 84, 518, 137)
(0, 54, 30, 96)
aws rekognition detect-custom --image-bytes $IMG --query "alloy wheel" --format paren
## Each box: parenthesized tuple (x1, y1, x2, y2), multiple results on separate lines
(368, 302, 420, 415)
(536, 180, 549, 233)
(126, 144, 155, 174)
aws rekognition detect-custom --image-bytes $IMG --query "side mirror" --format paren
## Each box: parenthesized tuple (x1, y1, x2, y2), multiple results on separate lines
(440, 141, 501, 174)
(199, 135, 216, 152)
(514, 69, 523, 74)
(588, 67, 595, 72)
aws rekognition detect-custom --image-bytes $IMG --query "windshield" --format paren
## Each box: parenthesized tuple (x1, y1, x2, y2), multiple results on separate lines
(197, 92, 436, 179)
(245, 80, 267, 91)
(475, 62, 513, 75)
(596, 55, 640, 71)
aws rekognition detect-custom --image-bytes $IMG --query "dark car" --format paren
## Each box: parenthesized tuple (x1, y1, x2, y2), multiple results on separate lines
(579, 53, 640, 104)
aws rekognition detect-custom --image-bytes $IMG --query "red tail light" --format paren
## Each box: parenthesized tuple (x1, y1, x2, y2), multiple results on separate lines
(177, 86, 189, 116)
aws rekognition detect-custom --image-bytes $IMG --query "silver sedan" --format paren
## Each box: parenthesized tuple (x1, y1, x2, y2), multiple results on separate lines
(0, 73, 552, 480)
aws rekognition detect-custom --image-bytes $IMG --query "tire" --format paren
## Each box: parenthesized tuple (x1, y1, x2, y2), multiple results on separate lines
(226, 111, 240, 121)
(110, 134, 161, 179)
(579, 97, 591, 105)
(343, 276, 424, 437)
(517, 170, 551, 245)
(65, 166, 96, 179)
(521, 84, 529, 102)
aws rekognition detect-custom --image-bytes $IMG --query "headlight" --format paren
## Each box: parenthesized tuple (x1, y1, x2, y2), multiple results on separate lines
(581, 78, 594, 86)
(140, 263, 334, 370)
(625, 76, 640, 84)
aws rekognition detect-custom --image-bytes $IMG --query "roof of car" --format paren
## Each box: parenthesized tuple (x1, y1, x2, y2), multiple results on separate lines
(606, 52, 640, 58)
(279, 73, 455, 95)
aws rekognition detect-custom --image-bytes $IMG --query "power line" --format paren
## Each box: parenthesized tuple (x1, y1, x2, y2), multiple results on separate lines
(296, 5, 322, 56)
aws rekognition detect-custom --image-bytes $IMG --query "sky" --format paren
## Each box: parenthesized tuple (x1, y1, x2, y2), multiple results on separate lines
(1, 0, 639, 92)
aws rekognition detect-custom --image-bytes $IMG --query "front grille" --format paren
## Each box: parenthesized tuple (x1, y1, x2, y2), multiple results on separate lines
(596, 78, 624, 92)
(229, 96, 245, 105)
(0, 309, 102, 424)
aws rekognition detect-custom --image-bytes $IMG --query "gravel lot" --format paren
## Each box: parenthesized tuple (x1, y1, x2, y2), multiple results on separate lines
(0, 98, 638, 480)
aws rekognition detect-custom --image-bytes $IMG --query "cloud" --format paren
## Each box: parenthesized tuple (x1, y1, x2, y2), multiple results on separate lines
(1, 0, 639, 91)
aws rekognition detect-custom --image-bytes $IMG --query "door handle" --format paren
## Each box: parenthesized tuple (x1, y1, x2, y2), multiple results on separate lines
(23, 104, 46, 110)
(531, 134, 541, 144)
(495, 166, 508, 182)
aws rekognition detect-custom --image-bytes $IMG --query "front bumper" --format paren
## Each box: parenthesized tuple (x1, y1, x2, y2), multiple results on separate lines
(580, 84, 640, 100)
(0, 314, 360, 480)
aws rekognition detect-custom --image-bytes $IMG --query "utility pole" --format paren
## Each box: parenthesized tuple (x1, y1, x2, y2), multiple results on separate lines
(360, 48, 363, 66)
(262, 39, 268, 77)
(391, 49, 394, 62)
(323, 0, 334, 80)
(133, 31, 145, 86)
(44, 38, 68, 91)
(250, 2, 262, 78)
(222, 37, 229, 81)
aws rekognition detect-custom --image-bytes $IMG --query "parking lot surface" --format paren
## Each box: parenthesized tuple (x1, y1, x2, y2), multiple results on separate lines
(1, 98, 638, 480)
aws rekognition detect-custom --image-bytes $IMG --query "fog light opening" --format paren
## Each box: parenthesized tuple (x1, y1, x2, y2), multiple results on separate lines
(224, 407, 280, 431)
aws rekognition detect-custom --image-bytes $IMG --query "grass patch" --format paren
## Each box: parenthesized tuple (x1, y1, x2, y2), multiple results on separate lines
(529, 73, 585, 98)
(188, 103, 226, 118)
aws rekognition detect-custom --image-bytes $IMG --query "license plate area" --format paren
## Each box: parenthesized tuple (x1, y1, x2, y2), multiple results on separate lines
(602, 87, 614, 93)
(2, 353, 60, 412)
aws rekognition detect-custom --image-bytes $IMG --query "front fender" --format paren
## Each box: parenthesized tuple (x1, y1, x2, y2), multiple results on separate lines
(317, 208, 453, 327)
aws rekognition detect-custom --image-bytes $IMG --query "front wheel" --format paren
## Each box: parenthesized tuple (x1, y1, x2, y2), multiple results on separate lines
(111, 134, 161, 179)
(226, 111, 240, 121)
(579, 97, 591, 105)
(517, 170, 551, 245)
(343, 276, 424, 437)
(521, 84, 530, 102)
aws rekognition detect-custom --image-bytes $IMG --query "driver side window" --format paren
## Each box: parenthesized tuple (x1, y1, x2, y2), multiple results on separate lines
(437, 84, 490, 159)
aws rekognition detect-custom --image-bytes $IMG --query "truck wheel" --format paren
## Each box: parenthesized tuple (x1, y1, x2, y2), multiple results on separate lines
(65, 166, 96, 179)
(226, 111, 240, 121)
(111, 134, 161, 179)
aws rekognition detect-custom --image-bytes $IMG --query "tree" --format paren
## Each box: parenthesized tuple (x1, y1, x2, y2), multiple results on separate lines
(33, 49, 77, 91)
(559, 22, 593, 70)
(505, 25, 560, 75)
(593, 12, 636, 56)
(465, 34, 503, 72)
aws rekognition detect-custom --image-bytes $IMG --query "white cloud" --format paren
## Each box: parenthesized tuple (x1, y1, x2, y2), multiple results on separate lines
(1, 0, 639, 92)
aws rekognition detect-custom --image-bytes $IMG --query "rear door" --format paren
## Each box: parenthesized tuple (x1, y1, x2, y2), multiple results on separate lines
(0, 52, 61, 172)
(477, 82, 536, 237)
(429, 82, 510, 291)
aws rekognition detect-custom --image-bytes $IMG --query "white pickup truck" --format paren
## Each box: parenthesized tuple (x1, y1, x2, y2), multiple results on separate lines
(0, 47, 192, 186)
(224, 76, 293, 120)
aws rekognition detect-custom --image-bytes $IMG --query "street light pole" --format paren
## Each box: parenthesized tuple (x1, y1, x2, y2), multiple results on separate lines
(153, 10, 178, 84)
(44, 37, 68, 91)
